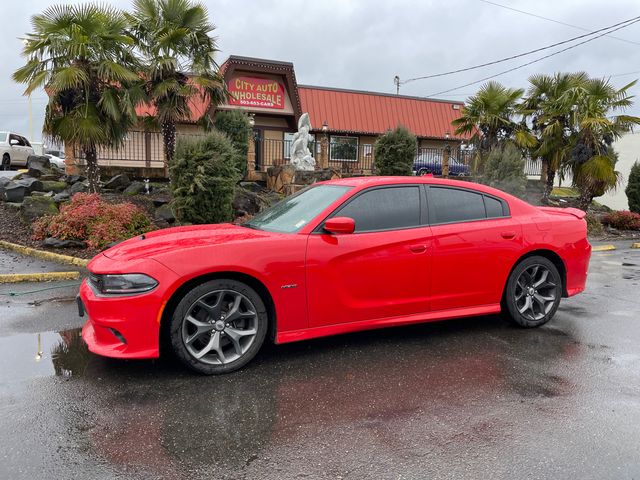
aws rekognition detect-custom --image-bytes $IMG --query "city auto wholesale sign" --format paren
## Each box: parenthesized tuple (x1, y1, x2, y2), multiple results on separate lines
(228, 76, 285, 109)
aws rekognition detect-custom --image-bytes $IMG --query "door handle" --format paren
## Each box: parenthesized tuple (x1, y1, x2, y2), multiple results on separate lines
(409, 244, 428, 253)
(501, 231, 516, 239)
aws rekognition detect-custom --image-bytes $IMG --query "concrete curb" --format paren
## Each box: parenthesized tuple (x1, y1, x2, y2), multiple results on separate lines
(0, 240, 89, 267)
(592, 244, 616, 252)
(0, 271, 80, 283)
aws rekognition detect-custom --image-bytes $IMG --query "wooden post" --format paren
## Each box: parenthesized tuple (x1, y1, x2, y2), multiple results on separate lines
(144, 131, 152, 169)
(246, 132, 256, 178)
(442, 145, 451, 178)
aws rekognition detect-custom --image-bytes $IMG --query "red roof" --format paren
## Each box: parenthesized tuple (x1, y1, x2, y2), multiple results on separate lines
(299, 85, 469, 140)
(136, 92, 208, 124)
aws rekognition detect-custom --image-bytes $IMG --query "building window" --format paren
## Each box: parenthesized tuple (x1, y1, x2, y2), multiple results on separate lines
(284, 132, 315, 159)
(330, 136, 358, 162)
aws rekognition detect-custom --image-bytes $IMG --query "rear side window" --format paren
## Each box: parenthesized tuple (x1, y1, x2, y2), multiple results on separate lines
(335, 186, 421, 232)
(429, 187, 485, 224)
(484, 195, 504, 218)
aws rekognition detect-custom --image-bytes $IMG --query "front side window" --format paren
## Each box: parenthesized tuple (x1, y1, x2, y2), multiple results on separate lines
(333, 186, 421, 232)
(330, 136, 358, 162)
(244, 185, 351, 233)
(429, 187, 486, 224)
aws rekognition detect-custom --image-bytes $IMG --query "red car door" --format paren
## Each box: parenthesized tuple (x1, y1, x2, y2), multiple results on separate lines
(306, 185, 433, 327)
(426, 185, 523, 311)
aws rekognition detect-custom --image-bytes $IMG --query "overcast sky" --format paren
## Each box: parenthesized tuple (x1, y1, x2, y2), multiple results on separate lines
(3, 0, 640, 144)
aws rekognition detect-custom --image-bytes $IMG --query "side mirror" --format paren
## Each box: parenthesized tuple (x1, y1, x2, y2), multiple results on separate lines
(323, 217, 355, 235)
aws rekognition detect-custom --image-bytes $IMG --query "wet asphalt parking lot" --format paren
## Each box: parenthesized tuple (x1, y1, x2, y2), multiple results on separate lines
(0, 242, 639, 479)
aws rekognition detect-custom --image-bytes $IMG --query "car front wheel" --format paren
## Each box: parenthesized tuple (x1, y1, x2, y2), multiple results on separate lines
(169, 279, 268, 374)
(504, 256, 562, 328)
(1, 154, 9, 171)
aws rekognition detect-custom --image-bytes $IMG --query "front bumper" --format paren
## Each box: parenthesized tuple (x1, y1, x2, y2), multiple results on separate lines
(79, 256, 179, 360)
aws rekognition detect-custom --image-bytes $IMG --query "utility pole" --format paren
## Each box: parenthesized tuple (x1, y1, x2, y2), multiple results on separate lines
(394, 76, 400, 95)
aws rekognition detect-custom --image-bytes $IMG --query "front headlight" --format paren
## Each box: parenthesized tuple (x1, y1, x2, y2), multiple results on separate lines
(89, 273, 158, 295)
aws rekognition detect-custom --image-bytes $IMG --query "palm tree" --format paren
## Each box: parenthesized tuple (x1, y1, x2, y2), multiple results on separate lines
(569, 77, 640, 210)
(521, 72, 588, 202)
(452, 81, 534, 158)
(13, 4, 142, 192)
(126, 0, 227, 171)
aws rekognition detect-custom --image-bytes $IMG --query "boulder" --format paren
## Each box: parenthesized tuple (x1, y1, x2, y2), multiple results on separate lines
(152, 196, 171, 207)
(155, 204, 175, 224)
(64, 174, 86, 185)
(39, 174, 61, 181)
(232, 188, 262, 216)
(2, 183, 27, 203)
(53, 191, 71, 203)
(31, 191, 55, 197)
(123, 181, 146, 196)
(4, 202, 22, 211)
(103, 174, 131, 191)
(42, 237, 87, 249)
(239, 181, 264, 193)
(20, 196, 58, 223)
(38, 181, 67, 193)
(0, 177, 11, 188)
(26, 155, 51, 178)
(15, 176, 43, 193)
(266, 164, 296, 194)
(69, 181, 88, 195)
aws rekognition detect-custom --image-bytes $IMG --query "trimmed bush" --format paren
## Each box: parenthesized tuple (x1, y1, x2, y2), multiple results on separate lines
(482, 143, 527, 197)
(601, 210, 640, 230)
(32, 193, 153, 249)
(171, 131, 241, 224)
(214, 110, 252, 176)
(626, 161, 640, 214)
(585, 213, 604, 236)
(374, 126, 417, 176)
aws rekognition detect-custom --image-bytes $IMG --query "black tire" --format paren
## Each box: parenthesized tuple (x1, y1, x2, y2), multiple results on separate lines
(169, 279, 268, 374)
(504, 256, 562, 328)
(417, 168, 431, 176)
(1, 154, 9, 171)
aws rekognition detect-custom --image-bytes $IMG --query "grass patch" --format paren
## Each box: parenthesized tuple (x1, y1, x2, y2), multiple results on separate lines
(551, 187, 579, 198)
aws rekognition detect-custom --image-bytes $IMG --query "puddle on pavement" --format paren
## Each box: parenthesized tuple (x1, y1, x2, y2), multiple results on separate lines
(0, 328, 90, 386)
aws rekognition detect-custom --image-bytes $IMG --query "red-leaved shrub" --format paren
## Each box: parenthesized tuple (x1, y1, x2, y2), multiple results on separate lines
(601, 210, 640, 231)
(33, 193, 154, 249)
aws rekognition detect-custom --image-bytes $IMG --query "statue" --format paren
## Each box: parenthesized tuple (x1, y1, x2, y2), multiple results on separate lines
(289, 113, 316, 171)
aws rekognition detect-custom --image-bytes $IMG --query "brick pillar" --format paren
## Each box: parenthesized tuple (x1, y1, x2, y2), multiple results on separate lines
(319, 134, 329, 170)
(64, 143, 79, 175)
(442, 146, 450, 178)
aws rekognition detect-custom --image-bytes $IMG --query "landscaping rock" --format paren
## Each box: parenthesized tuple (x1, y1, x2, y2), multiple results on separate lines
(20, 196, 58, 223)
(31, 191, 55, 197)
(26, 155, 51, 177)
(39, 174, 61, 181)
(155, 204, 176, 224)
(152, 196, 171, 207)
(53, 191, 71, 203)
(0, 177, 11, 189)
(123, 181, 145, 196)
(38, 181, 67, 193)
(2, 183, 27, 203)
(5, 202, 22, 211)
(239, 181, 264, 193)
(15, 176, 43, 193)
(233, 188, 262, 216)
(103, 174, 131, 191)
(69, 181, 88, 195)
(64, 174, 86, 185)
(42, 237, 87, 249)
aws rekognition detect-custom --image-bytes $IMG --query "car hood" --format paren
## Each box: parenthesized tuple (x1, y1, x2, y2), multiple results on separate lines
(102, 223, 274, 261)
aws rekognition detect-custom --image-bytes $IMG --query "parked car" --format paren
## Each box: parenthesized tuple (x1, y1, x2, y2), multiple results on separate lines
(78, 176, 591, 374)
(0, 131, 35, 170)
(44, 153, 65, 169)
(413, 152, 470, 176)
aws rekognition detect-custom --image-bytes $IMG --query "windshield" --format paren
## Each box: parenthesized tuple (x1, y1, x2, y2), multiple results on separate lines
(244, 184, 352, 233)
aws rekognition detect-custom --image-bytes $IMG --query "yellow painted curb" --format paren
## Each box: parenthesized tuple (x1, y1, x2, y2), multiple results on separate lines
(632, 243, 640, 249)
(0, 271, 80, 283)
(0, 240, 89, 267)
(592, 244, 616, 252)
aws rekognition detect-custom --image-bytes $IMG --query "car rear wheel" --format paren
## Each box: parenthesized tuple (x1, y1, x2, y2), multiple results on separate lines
(1, 154, 9, 171)
(169, 279, 268, 374)
(504, 256, 562, 328)
(417, 168, 431, 176)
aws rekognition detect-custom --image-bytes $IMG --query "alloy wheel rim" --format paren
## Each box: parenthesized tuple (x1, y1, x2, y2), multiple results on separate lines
(514, 264, 558, 321)
(182, 290, 258, 365)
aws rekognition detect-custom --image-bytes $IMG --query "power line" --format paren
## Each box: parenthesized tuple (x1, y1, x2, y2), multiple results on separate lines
(401, 14, 640, 85)
(426, 16, 640, 97)
(478, 0, 640, 46)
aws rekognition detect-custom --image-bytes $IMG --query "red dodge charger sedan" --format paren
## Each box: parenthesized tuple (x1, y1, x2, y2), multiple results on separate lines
(79, 176, 591, 374)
